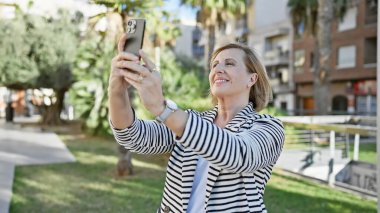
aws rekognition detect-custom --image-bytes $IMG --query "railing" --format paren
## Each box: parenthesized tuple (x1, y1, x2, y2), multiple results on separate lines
(279, 116, 377, 189)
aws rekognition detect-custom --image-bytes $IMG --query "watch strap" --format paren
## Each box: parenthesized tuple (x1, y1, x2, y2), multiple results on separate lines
(155, 100, 177, 123)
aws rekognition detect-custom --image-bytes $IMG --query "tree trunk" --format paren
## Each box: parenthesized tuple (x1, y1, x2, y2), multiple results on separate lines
(42, 89, 66, 125)
(204, 25, 215, 73)
(117, 144, 133, 176)
(106, 11, 134, 176)
(314, 0, 333, 115)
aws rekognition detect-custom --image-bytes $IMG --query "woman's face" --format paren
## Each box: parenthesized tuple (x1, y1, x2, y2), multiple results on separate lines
(209, 48, 256, 101)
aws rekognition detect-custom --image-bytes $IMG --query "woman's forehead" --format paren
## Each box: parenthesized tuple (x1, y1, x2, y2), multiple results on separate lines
(214, 48, 245, 61)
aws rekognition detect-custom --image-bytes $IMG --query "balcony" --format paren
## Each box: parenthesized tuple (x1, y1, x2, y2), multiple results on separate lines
(269, 71, 293, 94)
(264, 49, 290, 66)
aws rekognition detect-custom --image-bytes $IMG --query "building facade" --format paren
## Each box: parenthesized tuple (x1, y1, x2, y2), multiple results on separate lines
(293, 0, 377, 115)
(248, 0, 295, 114)
(174, 24, 204, 60)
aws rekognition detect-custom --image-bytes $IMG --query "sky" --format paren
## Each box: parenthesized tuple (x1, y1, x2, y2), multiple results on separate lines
(1, 0, 198, 25)
(163, 0, 197, 25)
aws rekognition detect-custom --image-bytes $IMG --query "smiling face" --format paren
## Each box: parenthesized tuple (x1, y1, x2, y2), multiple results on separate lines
(209, 48, 257, 101)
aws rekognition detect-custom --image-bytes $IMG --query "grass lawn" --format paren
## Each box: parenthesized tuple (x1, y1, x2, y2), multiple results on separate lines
(349, 143, 377, 164)
(10, 134, 377, 213)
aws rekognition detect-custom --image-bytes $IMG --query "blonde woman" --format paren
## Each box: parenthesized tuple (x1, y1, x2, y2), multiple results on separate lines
(109, 34, 285, 213)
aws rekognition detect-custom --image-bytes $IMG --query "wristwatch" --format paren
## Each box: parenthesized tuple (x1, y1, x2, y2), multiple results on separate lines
(155, 99, 178, 123)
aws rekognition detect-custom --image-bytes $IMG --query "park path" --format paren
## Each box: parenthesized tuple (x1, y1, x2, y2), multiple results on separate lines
(276, 148, 350, 182)
(0, 117, 76, 213)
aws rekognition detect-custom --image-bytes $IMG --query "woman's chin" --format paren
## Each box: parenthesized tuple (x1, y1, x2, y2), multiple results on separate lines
(211, 90, 228, 99)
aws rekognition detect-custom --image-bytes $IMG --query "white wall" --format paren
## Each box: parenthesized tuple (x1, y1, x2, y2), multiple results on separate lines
(174, 24, 195, 57)
(254, 0, 289, 28)
(275, 93, 295, 114)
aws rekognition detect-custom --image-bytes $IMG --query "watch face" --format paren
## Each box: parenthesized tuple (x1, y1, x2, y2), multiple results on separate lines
(165, 99, 177, 110)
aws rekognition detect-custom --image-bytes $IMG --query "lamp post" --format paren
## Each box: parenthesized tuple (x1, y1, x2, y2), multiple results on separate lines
(150, 33, 161, 71)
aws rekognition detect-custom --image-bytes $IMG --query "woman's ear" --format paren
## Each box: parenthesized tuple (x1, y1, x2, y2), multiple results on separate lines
(248, 73, 258, 87)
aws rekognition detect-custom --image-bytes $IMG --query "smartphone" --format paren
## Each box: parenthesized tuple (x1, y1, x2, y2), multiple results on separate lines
(124, 19, 146, 56)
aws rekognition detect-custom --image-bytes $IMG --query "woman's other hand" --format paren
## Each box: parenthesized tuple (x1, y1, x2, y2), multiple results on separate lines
(117, 49, 165, 117)
(108, 34, 140, 95)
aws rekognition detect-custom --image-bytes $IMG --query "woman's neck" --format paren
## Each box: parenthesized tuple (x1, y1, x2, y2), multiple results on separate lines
(215, 98, 249, 127)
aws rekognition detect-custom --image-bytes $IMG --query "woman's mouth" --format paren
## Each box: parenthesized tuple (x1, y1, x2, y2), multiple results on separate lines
(215, 79, 228, 83)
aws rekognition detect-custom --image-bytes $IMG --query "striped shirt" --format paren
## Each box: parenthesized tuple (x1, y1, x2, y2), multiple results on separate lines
(111, 103, 285, 213)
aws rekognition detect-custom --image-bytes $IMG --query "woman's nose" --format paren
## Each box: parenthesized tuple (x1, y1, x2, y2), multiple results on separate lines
(213, 64, 225, 73)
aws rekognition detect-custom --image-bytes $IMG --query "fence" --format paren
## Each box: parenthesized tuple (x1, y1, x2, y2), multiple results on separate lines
(278, 116, 377, 196)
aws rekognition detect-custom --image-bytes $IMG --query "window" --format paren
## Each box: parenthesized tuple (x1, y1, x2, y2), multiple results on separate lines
(295, 22, 305, 38)
(310, 52, 315, 70)
(364, 37, 377, 65)
(294, 50, 305, 73)
(338, 7, 357, 31)
(365, 0, 377, 25)
(280, 102, 287, 111)
(356, 95, 376, 115)
(337, 45, 356, 69)
(279, 68, 289, 84)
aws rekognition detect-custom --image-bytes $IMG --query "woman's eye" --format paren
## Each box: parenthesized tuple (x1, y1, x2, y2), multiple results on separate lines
(226, 62, 234, 66)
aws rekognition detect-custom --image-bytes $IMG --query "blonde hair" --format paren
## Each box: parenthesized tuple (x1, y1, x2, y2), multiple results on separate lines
(210, 43, 272, 112)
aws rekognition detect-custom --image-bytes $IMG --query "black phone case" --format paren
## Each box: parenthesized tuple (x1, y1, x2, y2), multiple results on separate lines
(124, 19, 146, 56)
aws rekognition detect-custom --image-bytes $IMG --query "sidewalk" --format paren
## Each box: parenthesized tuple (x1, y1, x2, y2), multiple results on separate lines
(276, 148, 350, 182)
(0, 117, 76, 213)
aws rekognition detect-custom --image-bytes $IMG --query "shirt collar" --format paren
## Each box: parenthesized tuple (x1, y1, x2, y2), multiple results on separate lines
(202, 102, 257, 124)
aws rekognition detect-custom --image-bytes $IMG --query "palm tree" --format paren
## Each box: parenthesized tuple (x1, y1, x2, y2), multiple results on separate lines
(288, 0, 347, 115)
(89, 0, 155, 177)
(181, 0, 247, 72)
(88, 0, 180, 176)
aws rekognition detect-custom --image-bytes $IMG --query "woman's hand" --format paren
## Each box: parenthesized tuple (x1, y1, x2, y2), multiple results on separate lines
(116, 49, 165, 117)
(108, 34, 140, 95)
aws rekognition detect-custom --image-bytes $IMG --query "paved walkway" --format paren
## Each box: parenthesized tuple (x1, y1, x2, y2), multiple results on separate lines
(0, 118, 76, 213)
(276, 148, 351, 182)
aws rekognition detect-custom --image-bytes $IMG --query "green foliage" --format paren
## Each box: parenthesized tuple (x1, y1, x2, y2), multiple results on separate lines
(0, 14, 39, 88)
(181, 0, 246, 14)
(288, 0, 348, 36)
(91, 0, 163, 14)
(70, 33, 115, 135)
(261, 106, 288, 116)
(145, 10, 181, 47)
(33, 10, 79, 90)
(0, 10, 79, 90)
(134, 49, 212, 119)
(0, 9, 80, 124)
(73, 0, 182, 133)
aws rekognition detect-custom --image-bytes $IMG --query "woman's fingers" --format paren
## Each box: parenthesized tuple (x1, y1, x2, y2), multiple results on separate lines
(117, 34, 128, 53)
(123, 76, 141, 89)
(115, 52, 139, 62)
(119, 68, 144, 82)
(115, 60, 151, 77)
(139, 50, 158, 72)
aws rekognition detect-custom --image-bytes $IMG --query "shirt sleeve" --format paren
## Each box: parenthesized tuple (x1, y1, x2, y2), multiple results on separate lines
(174, 111, 285, 173)
(110, 109, 176, 154)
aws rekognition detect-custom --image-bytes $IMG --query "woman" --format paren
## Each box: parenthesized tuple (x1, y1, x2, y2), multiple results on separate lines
(109, 34, 284, 213)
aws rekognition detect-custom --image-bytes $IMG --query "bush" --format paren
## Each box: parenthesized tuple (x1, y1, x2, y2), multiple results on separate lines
(134, 49, 212, 119)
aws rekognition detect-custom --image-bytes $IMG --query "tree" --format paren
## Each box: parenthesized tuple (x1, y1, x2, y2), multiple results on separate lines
(71, 0, 181, 176)
(288, 0, 347, 115)
(181, 0, 247, 71)
(0, 10, 81, 124)
(71, 33, 115, 136)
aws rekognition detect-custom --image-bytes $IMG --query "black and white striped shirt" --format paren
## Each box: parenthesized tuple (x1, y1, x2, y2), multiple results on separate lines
(111, 103, 285, 213)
